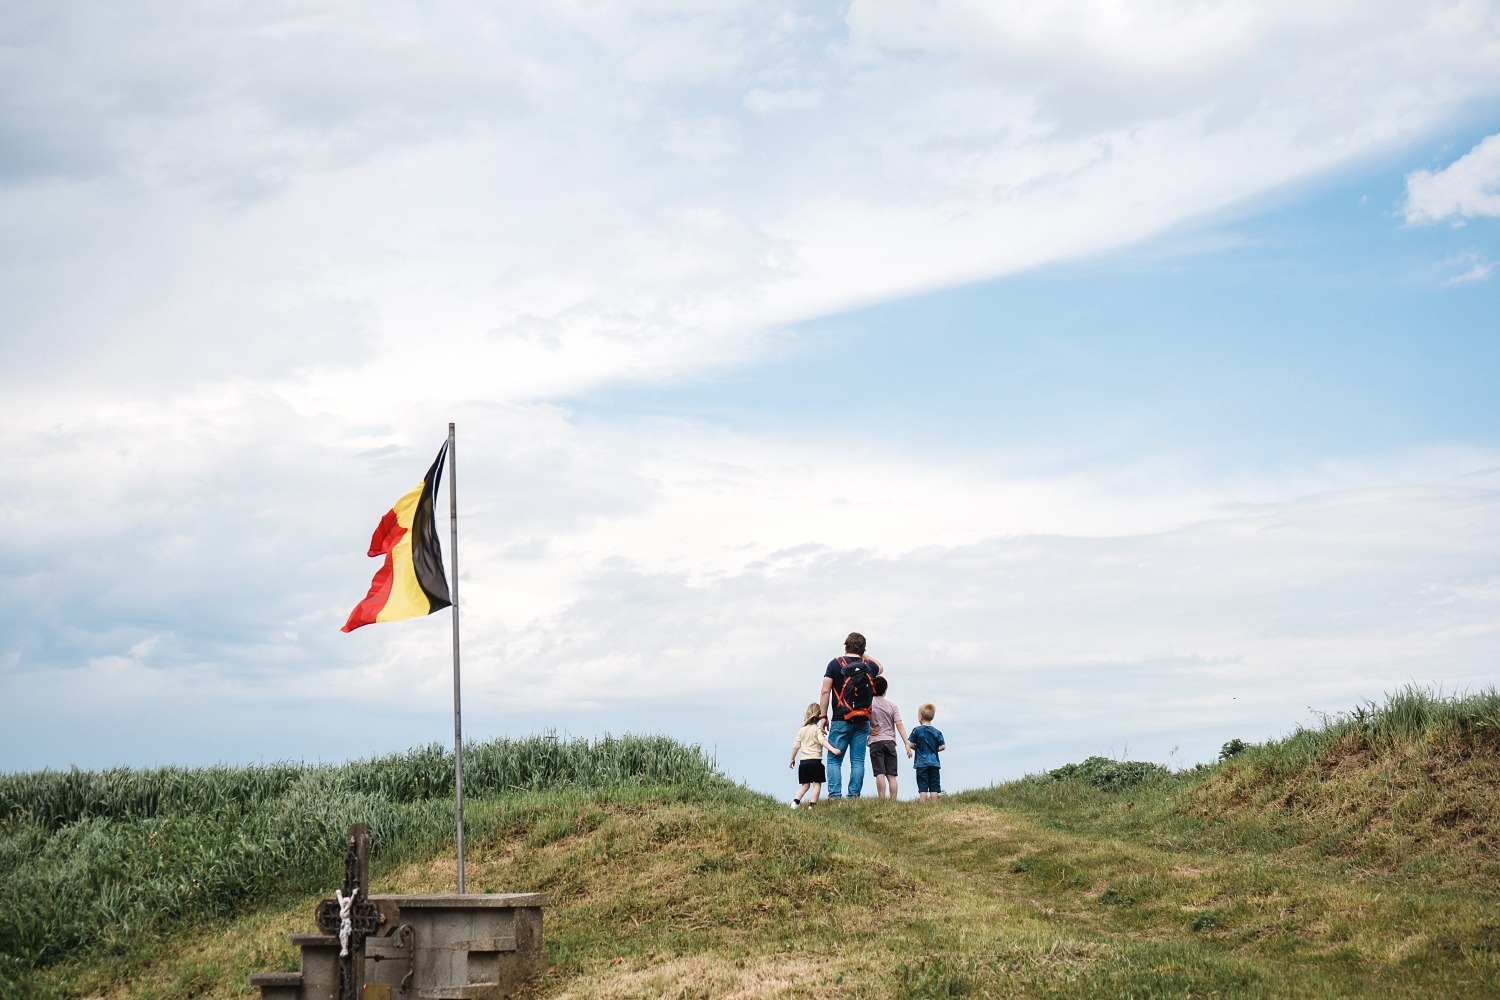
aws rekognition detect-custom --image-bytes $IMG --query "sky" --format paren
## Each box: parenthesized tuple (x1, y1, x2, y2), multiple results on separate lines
(2, 0, 1498, 800)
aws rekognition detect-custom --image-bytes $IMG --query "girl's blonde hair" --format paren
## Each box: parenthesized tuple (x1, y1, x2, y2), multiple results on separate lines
(803, 703, 822, 726)
(918, 702, 936, 722)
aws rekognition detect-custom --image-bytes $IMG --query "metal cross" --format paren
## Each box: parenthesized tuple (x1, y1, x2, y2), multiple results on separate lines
(315, 824, 398, 1000)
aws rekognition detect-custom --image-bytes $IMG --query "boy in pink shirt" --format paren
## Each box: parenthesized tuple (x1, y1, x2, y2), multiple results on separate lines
(867, 675, 912, 799)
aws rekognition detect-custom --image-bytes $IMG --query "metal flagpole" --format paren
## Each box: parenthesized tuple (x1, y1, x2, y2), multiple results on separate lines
(448, 421, 465, 894)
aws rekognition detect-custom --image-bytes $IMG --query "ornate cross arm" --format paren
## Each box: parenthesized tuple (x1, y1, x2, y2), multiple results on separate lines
(313, 824, 400, 1000)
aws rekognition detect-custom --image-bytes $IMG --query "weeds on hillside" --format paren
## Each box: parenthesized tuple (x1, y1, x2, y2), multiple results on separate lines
(0, 734, 725, 996)
(1192, 685, 1500, 881)
(969, 686, 1500, 886)
(1245, 684, 1500, 773)
(18, 735, 1500, 1000)
(10, 691, 1499, 999)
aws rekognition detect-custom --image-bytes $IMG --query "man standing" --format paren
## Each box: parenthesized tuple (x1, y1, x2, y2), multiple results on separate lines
(819, 631, 880, 799)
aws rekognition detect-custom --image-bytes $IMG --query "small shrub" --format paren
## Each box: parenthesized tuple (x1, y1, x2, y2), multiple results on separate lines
(1218, 739, 1248, 761)
(1034, 756, 1169, 790)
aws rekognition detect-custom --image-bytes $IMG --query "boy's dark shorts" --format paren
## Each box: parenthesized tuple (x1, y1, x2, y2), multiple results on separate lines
(868, 740, 899, 777)
(915, 766, 942, 794)
(797, 759, 826, 784)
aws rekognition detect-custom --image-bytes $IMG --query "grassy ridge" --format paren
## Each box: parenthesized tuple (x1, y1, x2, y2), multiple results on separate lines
(46, 779, 1498, 999)
(0, 734, 724, 996)
(973, 685, 1500, 887)
(7, 688, 1499, 999)
(1193, 685, 1500, 883)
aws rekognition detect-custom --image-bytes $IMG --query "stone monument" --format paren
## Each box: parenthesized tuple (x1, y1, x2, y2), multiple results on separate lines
(249, 825, 546, 1000)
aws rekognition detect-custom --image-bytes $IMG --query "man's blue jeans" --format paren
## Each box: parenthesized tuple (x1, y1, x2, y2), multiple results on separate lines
(826, 719, 869, 798)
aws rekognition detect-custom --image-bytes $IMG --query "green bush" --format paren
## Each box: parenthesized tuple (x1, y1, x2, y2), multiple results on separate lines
(1031, 756, 1170, 790)
(1218, 739, 1248, 761)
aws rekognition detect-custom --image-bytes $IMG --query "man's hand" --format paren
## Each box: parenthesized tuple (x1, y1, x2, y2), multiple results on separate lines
(789, 759, 795, 768)
(906, 747, 913, 758)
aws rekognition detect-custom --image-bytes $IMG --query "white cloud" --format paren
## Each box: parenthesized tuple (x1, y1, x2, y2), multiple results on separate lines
(1405, 133, 1500, 224)
(324, 438, 1500, 793)
(3, 1, 1500, 787)
(842, 0, 1497, 137)
(659, 116, 743, 160)
(4, 1, 1498, 399)
(1442, 250, 1495, 285)
(742, 87, 824, 113)
(3, 384, 1496, 792)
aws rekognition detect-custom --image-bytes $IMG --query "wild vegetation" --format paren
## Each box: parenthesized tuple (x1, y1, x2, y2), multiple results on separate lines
(4, 688, 1497, 999)
(0, 734, 725, 997)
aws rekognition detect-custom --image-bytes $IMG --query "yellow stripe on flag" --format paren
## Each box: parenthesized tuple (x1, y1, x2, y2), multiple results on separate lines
(375, 482, 433, 623)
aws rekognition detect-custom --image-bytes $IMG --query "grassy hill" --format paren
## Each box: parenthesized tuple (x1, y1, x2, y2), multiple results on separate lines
(4, 689, 1497, 999)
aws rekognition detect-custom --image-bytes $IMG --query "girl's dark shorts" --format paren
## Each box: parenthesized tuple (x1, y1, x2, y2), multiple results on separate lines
(868, 740, 899, 777)
(915, 766, 942, 794)
(798, 759, 826, 784)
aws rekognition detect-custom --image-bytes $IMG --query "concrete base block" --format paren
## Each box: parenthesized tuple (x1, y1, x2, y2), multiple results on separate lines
(249, 894, 547, 1000)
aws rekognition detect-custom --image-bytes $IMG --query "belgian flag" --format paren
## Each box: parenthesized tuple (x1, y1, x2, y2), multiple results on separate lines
(341, 442, 452, 632)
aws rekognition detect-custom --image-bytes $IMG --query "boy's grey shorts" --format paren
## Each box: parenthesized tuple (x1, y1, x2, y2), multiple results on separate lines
(868, 740, 899, 777)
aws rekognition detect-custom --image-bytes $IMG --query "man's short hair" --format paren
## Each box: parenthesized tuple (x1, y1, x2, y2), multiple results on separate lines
(845, 631, 866, 654)
(873, 675, 888, 696)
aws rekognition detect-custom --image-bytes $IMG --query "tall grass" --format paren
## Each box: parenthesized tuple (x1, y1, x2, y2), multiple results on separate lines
(1234, 683, 1500, 775)
(0, 733, 718, 830)
(0, 733, 725, 993)
(969, 685, 1500, 887)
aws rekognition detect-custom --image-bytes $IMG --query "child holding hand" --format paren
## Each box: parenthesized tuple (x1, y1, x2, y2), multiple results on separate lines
(790, 702, 841, 808)
(868, 675, 911, 800)
(906, 703, 946, 803)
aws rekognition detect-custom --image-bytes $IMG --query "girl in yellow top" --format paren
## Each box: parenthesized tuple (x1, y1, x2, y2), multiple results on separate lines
(790, 702, 841, 808)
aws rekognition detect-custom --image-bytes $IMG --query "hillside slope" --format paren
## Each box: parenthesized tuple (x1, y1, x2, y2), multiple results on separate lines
(39, 784, 1498, 1000)
(11, 690, 1499, 999)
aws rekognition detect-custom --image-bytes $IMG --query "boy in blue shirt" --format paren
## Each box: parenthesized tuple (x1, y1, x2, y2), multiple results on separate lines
(906, 703, 946, 803)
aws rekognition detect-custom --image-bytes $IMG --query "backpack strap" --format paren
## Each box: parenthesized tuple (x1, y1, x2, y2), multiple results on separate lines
(833, 666, 856, 713)
(831, 656, 869, 716)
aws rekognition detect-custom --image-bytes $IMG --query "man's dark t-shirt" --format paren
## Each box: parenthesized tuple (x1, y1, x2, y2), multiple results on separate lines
(824, 655, 878, 723)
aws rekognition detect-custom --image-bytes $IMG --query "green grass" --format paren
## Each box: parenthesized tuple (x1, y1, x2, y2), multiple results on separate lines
(970, 685, 1500, 883)
(5, 688, 1498, 999)
(0, 733, 726, 997)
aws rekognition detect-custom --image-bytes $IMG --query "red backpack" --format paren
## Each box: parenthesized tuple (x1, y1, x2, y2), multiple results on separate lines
(832, 656, 876, 723)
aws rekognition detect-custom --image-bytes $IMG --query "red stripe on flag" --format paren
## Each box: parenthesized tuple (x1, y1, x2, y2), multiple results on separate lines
(340, 509, 410, 632)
